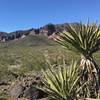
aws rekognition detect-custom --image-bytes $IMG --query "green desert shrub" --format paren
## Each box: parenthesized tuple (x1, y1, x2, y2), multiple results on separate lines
(0, 91, 8, 100)
(42, 61, 86, 100)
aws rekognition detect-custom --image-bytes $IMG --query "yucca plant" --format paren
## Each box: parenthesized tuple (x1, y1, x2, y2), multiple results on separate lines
(42, 61, 86, 100)
(55, 22, 100, 98)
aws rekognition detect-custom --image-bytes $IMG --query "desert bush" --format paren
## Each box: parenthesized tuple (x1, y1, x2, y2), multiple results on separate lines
(42, 61, 86, 100)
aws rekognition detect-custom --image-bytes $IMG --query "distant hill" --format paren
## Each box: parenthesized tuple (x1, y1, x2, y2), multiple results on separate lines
(0, 35, 56, 48)
(0, 23, 80, 42)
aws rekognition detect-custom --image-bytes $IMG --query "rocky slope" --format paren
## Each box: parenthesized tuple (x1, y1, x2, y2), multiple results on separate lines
(0, 72, 47, 100)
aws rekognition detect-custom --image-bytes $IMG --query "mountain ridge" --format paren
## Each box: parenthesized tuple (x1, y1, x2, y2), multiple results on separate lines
(0, 22, 80, 42)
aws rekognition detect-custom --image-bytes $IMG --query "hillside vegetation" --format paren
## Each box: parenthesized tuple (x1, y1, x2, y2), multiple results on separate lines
(0, 35, 99, 82)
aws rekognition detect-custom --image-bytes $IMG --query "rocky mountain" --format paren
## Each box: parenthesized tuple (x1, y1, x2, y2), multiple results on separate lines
(0, 23, 77, 42)
(0, 32, 9, 41)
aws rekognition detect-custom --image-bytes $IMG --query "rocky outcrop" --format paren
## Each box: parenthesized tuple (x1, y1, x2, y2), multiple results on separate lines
(39, 23, 56, 36)
(0, 32, 8, 41)
(7, 72, 46, 100)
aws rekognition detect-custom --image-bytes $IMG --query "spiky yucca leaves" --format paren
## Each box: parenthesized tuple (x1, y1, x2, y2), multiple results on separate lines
(42, 61, 85, 100)
(55, 23, 100, 98)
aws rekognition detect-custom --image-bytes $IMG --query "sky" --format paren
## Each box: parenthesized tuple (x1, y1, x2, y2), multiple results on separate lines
(0, 0, 100, 32)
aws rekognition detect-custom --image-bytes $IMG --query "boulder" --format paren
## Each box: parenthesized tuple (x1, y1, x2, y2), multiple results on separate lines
(9, 83, 24, 99)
